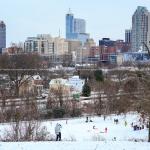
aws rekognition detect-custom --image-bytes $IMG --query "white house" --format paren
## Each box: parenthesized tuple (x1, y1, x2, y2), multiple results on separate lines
(49, 76, 85, 95)
(68, 76, 85, 94)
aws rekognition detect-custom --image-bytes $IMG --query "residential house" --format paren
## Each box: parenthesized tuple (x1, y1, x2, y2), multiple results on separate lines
(49, 76, 85, 96)
(19, 75, 43, 96)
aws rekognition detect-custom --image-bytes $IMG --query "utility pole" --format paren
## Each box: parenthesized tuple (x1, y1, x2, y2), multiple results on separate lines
(143, 42, 150, 56)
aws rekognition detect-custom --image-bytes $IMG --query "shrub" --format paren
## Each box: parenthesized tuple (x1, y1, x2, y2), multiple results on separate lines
(52, 107, 66, 118)
(70, 108, 81, 117)
(0, 122, 53, 141)
(94, 70, 104, 82)
(46, 109, 53, 119)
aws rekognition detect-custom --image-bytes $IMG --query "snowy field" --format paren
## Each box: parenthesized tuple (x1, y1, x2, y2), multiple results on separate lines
(0, 113, 150, 150)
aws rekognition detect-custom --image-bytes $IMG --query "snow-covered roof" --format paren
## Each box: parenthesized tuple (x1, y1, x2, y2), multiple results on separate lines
(32, 75, 42, 80)
(49, 78, 69, 86)
(71, 76, 79, 79)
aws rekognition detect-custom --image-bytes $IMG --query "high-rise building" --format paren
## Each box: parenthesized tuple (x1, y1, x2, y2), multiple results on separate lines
(66, 10, 89, 45)
(67, 40, 82, 54)
(0, 21, 6, 53)
(125, 29, 131, 43)
(99, 38, 130, 53)
(24, 34, 68, 63)
(99, 38, 115, 47)
(66, 11, 74, 39)
(131, 6, 150, 52)
(84, 39, 96, 49)
(74, 18, 85, 33)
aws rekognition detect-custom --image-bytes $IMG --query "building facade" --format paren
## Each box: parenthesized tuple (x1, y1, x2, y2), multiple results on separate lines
(19, 75, 43, 96)
(2, 43, 24, 54)
(66, 12, 74, 39)
(0, 21, 6, 53)
(131, 6, 150, 52)
(49, 76, 85, 96)
(99, 38, 116, 54)
(24, 34, 54, 55)
(24, 34, 69, 64)
(74, 18, 86, 33)
(125, 29, 131, 43)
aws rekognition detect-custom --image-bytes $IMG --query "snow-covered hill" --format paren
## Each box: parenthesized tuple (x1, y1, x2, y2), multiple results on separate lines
(0, 113, 149, 150)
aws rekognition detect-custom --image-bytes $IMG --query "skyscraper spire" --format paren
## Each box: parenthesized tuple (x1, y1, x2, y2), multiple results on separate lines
(68, 8, 72, 14)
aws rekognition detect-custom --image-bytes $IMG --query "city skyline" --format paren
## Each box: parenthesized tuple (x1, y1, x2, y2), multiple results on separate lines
(0, 0, 150, 46)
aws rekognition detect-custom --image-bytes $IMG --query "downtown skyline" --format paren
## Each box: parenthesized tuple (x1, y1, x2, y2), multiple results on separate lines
(0, 0, 150, 46)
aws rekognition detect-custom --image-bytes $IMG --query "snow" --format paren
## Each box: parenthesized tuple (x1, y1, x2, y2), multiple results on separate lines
(0, 113, 150, 150)
(32, 75, 42, 80)
(0, 141, 150, 150)
(43, 114, 148, 142)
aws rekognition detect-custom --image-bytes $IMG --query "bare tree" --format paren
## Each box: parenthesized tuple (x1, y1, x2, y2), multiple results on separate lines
(0, 53, 42, 97)
(93, 70, 104, 116)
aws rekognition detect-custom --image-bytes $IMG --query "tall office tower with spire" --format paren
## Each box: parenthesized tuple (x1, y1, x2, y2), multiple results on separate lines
(66, 9, 89, 45)
(66, 9, 74, 39)
(0, 21, 6, 53)
(131, 6, 150, 52)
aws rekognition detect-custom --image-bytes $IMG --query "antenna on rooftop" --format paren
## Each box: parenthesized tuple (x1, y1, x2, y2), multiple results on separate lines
(68, 8, 72, 14)
(59, 29, 60, 37)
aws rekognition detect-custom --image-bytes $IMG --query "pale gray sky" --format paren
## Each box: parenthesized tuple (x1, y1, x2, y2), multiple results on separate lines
(0, 0, 150, 46)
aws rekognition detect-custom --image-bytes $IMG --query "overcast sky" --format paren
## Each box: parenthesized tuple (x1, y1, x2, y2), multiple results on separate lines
(0, 0, 150, 46)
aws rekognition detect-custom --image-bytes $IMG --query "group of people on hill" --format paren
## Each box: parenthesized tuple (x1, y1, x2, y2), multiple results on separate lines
(132, 123, 144, 131)
(131, 114, 149, 131)
(131, 118, 147, 131)
(54, 115, 149, 141)
(114, 118, 128, 127)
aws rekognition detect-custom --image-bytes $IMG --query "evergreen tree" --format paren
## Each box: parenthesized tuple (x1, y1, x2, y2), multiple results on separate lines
(82, 81, 91, 97)
(94, 70, 104, 82)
